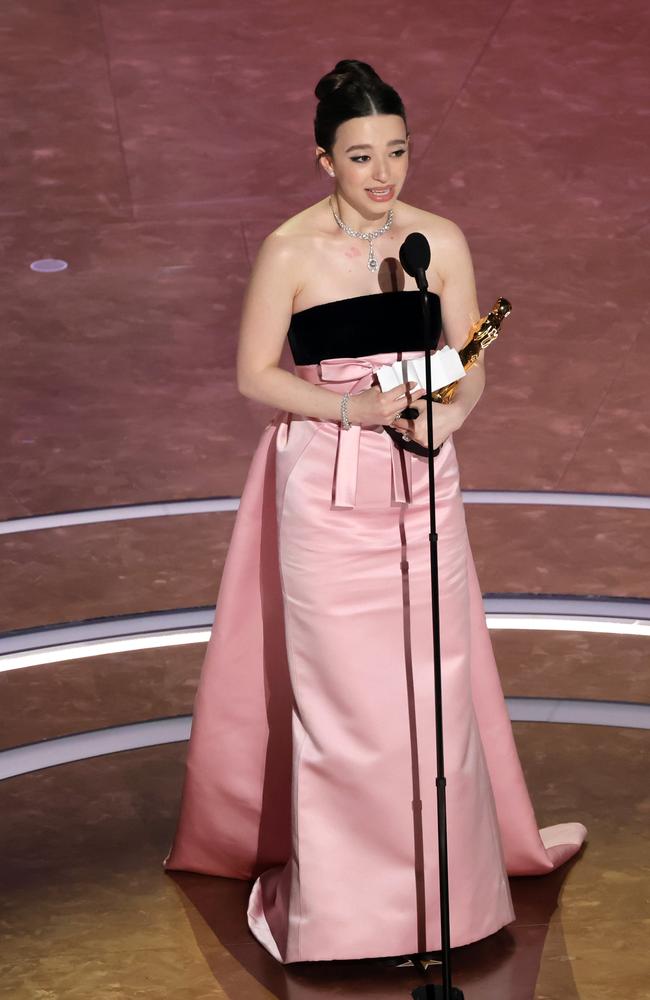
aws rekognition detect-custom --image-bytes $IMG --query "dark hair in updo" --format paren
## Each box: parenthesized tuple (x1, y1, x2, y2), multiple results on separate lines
(314, 59, 408, 159)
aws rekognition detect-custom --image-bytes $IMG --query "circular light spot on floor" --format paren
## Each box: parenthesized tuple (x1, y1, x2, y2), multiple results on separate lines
(30, 258, 68, 272)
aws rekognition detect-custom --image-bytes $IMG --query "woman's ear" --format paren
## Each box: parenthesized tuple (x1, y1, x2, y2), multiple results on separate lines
(315, 147, 335, 178)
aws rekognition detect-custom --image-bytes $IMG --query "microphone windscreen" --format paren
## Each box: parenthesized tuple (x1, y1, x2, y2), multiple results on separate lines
(399, 232, 431, 276)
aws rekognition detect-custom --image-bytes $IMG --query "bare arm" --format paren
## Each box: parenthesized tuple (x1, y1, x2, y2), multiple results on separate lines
(237, 232, 421, 427)
(437, 220, 486, 427)
(236, 233, 343, 422)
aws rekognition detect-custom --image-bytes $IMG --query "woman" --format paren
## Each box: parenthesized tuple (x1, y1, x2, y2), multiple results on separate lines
(164, 59, 586, 964)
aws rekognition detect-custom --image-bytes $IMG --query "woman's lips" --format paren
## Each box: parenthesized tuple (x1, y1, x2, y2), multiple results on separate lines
(365, 185, 395, 202)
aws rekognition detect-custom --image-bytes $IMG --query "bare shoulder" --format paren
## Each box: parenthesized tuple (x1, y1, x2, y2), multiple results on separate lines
(395, 202, 474, 288)
(261, 200, 329, 254)
(250, 200, 329, 301)
(253, 224, 303, 269)
(397, 200, 469, 251)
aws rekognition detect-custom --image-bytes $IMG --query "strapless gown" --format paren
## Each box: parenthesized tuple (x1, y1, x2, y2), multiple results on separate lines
(163, 290, 587, 963)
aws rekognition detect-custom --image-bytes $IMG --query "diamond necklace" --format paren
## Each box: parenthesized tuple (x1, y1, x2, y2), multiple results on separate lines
(329, 196, 394, 272)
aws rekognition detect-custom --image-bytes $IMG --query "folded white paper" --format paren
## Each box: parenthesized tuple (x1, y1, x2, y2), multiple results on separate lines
(375, 347, 466, 394)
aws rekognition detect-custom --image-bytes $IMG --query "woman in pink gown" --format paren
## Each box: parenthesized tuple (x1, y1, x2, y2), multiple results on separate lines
(164, 59, 586, 963)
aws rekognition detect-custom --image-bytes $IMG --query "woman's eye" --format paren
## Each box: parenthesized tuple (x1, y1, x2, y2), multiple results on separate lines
(350, 149, 407, 163)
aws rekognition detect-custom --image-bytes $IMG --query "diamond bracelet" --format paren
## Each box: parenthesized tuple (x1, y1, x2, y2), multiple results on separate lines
(340, 391, 351, 430)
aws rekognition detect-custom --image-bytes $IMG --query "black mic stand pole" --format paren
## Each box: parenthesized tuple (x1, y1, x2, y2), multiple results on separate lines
(409, 268, 464, 1000)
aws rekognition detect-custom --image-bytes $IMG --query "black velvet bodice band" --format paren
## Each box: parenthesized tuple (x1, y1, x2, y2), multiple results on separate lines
(287, 290, 442, 366)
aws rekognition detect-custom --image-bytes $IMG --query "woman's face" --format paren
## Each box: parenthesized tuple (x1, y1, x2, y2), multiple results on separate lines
(320, 114, 409, 215)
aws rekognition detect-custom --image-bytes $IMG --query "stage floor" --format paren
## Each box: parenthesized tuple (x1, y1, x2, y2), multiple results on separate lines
(1, 722, 647, 1000)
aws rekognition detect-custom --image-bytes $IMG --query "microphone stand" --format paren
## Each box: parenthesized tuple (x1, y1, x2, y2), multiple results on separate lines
(408, 275, 464, 1000)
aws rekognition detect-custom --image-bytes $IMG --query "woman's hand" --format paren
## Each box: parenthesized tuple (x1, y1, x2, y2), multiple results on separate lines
(348, 381, 427, 427)
(391, 397, 463, 451)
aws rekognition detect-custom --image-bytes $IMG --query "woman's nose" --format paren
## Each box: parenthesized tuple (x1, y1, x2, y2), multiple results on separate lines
(372, 162, 389, 182)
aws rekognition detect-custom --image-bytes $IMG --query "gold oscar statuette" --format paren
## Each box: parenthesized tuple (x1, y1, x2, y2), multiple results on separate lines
(384, 296, 512, 458)
(432, 296, 512, 404)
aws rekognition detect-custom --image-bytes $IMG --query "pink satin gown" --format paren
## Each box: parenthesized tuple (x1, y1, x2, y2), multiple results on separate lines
(163, 291, 587, 963)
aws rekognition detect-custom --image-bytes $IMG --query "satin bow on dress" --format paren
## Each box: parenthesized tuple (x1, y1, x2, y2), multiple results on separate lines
(294, 350, 429, 508)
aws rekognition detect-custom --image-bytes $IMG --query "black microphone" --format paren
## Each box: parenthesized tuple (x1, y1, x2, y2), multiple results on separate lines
(389, 230, 441, 457)
(399, 232, 431, 291)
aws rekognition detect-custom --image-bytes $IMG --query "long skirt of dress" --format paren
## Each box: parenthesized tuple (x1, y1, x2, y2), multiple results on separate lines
(164, 351, 587, 964)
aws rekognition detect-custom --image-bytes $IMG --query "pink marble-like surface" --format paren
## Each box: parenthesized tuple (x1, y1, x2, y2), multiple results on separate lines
(1, 0, 648, 804)
(407, 2, 650, 241)
(0, 2, 131, 220)
(96, 0, 503, 217)
(0, 512, 235, 632)
(466, 504, 650, 598)
(452, 233, 650, 494)
(2, 0, 648, 516)
(491, 629, 650, 704)
(3, 221, 256, 518)
(1, 628, 647, 752)
(0, 646, 204, 752)
(1, 504, 647, 636)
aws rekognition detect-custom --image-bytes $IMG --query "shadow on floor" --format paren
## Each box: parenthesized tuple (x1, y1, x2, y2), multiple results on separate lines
(168, 853, 582, 1000)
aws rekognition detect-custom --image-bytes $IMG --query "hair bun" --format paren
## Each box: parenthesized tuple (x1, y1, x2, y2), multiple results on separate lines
(314, 59, 382, 102)
(313, 60, 407, 156)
